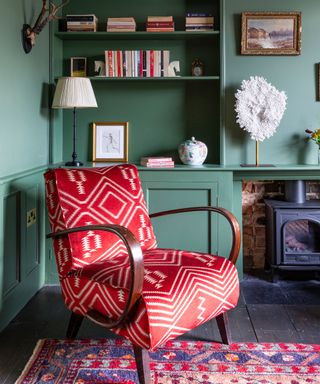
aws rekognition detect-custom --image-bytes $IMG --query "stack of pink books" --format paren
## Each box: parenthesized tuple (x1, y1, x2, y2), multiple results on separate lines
(140, 156, 175, 168)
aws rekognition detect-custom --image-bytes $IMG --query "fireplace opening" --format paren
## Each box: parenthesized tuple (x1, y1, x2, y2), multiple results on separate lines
(242, 180, 320, 278)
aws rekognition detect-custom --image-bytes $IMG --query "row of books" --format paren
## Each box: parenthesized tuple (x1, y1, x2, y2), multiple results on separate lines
(146, 16, 174, 32)
(140, 157, 174, 168)
(104, 50, 170, 78)
(65, 14, 214, 33)
(66, 14, 98, 32)
(185, 13, 214, 31)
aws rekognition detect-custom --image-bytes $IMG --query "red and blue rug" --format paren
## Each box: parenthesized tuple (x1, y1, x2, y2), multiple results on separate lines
(16, 339, 320, 384)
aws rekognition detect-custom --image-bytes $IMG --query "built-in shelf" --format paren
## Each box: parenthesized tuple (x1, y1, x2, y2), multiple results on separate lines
(88, 76, 220, 81)
(55, 31, 220, 40)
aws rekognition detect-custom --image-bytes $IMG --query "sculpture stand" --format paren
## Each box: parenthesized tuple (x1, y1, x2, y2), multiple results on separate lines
(240, 141, 275, 167)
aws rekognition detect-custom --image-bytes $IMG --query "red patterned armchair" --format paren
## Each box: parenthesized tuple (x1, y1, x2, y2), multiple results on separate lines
(44, 164, 240, 384)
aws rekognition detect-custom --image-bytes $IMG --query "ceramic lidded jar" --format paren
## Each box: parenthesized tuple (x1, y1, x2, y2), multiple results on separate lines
(178, 137, 208, 165)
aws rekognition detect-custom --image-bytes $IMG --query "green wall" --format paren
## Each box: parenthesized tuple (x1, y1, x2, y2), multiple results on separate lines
(0, 1, 50, 177)
(0, 1, 49, 331)
(223, 0, 320, 165)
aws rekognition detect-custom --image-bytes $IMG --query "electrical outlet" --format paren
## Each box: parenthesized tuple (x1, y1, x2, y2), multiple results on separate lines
(27, 208, 37, 227)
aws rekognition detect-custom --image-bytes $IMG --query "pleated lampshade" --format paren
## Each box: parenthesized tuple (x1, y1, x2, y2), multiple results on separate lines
(52, 77, 98, 109)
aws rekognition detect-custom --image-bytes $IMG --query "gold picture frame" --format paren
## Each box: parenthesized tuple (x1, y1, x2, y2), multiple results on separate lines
(70, 57, 87, 77)
(317, 63, 320, 102)
(92, 122, 128, 162)
(241, 12, 302, 55)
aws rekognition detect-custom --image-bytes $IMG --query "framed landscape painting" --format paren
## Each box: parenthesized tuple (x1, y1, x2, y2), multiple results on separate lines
(241, 12, 301, 55)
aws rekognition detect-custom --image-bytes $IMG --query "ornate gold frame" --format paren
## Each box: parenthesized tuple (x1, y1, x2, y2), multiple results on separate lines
(241, 12, 302, 55)
(92, 122, 129, 162)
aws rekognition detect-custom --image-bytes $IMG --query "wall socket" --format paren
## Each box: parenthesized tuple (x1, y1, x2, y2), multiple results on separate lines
(27, 208, 37, 227)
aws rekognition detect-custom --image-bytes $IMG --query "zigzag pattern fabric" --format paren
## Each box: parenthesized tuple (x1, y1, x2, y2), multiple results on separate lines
(44, 165, 239, 350)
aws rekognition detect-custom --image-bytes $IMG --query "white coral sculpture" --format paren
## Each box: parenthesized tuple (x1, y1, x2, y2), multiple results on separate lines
(235, 76, 287, 142)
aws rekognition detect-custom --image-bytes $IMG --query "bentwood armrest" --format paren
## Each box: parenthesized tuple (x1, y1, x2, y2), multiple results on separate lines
(150, 206, 241, 265)
(47, 224, 144, 329)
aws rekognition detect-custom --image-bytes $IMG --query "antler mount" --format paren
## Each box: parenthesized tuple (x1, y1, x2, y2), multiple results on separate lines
(22, 0, 70, 54)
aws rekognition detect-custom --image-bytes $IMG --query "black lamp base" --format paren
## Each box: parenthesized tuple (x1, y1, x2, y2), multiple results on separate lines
(65, 160, 83, 167)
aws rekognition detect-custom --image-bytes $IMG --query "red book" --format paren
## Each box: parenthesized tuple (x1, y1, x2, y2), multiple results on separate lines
(150, 50, 154, 77)
(107, 50, 113, 77)
(147, 21, 174, 28)
(139, 50, 143, 77)
(146, 28, 175, 32)
(117, 50, 122, 77)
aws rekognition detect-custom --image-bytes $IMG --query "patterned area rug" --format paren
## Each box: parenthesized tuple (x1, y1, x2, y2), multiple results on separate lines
(16, 339, 320, 384)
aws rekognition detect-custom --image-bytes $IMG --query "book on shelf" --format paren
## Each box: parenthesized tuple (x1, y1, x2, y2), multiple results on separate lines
(66, 14, 98, 32)
(140, 161, 175, 168)
(185, 26, 214, 31)
(105, 49, 170, 78)
(146, 16, 175, 32)
(107, 17, 136, 32)
(67, 14, 98, 22)
(147, 16, 173, 22)
(140, 157, 174, 168)
(141, 163, 175, 168)
(185, 14, 214, 31)
(185, 17, 214, 23)
(186, 12, 213, 17)
(141, 156, 173, 163)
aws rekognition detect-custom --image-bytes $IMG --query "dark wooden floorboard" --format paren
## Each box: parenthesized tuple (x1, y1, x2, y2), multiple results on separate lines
(247, 304, 295, 331)
(1, 277, 320, 383)
(227, 306, 257, 342)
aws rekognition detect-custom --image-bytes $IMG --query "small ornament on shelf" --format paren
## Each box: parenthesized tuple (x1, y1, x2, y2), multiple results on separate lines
(191, 59, 204, 76)
(178, 137, 208, 165)
(168, 61, 180, 77)
(94, 61, 106, 76)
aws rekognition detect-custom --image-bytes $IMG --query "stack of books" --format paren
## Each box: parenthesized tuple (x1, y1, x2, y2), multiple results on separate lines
(105, 50, 170, 77)
(107, 17, 136, 32)
(66, 14, 98, 32)
(185, 13, 214, 31)
(146, 16, 175, 32)
(140, 157, 175, 168)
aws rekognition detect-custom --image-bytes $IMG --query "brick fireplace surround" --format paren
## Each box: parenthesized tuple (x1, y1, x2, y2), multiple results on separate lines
(242, 181, 320, 271)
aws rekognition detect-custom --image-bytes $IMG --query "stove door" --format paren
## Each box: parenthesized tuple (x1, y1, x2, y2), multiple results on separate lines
(279, 210, 320, 265)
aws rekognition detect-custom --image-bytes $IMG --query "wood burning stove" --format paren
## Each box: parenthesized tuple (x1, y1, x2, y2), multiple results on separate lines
(265, 181, 320, 279)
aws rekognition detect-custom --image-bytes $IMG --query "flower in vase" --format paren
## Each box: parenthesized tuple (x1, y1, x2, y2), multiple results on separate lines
(305, 128, 320, 146)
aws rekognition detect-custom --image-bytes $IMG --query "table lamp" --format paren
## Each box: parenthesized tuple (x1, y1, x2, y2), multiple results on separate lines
(52, 77, 98, 166)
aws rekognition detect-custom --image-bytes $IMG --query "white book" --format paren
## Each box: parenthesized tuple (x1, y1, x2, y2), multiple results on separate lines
(163, 50, 170, 77)
(146, 50, 150, 77)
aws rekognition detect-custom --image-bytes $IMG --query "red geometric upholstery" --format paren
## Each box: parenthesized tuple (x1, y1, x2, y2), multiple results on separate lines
(44, 165, 239, 350)
(45, 165, 157, 276)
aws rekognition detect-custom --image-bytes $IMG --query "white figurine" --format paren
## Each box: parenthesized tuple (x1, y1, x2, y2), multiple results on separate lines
(94, 61, 106, 76)
(168, 61, 180, 77)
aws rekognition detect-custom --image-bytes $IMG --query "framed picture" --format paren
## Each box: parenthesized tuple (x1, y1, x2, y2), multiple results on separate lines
(92, 122, 128, 162)
(70, 57, 87, 77)
(318, 63, 320, 102)
(241, 12, 302, 55)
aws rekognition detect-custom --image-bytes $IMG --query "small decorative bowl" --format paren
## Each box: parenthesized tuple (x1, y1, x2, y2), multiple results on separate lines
(178, 137, 208, 165)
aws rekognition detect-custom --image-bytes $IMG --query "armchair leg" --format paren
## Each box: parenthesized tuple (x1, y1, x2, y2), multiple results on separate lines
(66, 312, 84, 339)
(133, 345, 151, 384)
(216, 312, 232, 344)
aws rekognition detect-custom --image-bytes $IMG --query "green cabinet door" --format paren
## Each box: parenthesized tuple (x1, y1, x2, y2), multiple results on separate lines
(139, 170, 237, 265)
